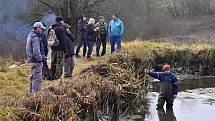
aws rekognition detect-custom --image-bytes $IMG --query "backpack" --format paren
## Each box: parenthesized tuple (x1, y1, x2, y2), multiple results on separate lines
(47, 29, 59, 47)
(98, 22, 107, 35)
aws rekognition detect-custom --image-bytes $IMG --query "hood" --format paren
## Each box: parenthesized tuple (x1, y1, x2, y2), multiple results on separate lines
(29, 30, 41, 38)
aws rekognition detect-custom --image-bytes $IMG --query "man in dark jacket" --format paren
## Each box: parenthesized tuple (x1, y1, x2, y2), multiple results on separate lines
(75, 15, 88, 58)
(49, 17, 67, 80)
(26, 22, 46, 93)
(86, 18, 96, 61)
(41, 22, 49, 79)
(63, 23, 75, 78)
(145, 64, 179, 110)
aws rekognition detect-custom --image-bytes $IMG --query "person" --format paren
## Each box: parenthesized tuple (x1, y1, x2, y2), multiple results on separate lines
(63, 23, 75, 78)
(108, 14, 124, 54)
(48, 17, 67, 80)
(145, 64, 179, 110)
(86, 18, 96, 61)
(75, 15, 88, 58)
(95, 16, 108, 57)
(41, 22, 49, 79)
(26, 22, 46, 93)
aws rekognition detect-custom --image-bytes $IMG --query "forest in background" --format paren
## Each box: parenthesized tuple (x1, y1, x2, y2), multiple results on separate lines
(1, 0, 215, 58)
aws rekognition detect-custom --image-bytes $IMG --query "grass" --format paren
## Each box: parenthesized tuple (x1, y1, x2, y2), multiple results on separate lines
(1, 40, 214, 101)
(0, 40, 215, 120)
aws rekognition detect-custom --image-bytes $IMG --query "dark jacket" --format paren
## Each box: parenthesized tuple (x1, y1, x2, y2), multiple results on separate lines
(41, 33, 48, 56)
(86, 24, 96, 41)
(65, 31, 75, 57)
(26, 30, 45, 63)
(149, 71, 179, 95)
(78, 19, 88, 39)
(49, 23, 67, 53)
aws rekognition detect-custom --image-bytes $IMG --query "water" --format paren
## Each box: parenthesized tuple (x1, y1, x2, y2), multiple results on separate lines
(144, 77, 215, 121)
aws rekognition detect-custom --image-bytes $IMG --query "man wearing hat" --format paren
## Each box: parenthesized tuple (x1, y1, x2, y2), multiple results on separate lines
(145, 64, 179, 111)
(26, 22, 46, 93)
(48, 16, 67, 80)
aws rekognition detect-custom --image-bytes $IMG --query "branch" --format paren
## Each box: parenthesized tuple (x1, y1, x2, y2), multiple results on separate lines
(38, 0, 54, 9)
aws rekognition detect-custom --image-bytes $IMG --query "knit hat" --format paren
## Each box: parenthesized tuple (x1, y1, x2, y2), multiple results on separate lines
(55, 16, 63, 23)
(162, 64, 171, 72)
(99, 16, 105, 20)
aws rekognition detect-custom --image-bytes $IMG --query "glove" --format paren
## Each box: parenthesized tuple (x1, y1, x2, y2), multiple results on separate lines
(173, 95, 177, 99)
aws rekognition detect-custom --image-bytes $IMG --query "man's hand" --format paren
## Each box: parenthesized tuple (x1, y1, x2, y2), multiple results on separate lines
(173, 95, 177, 99)
(144, 69, 149, 74)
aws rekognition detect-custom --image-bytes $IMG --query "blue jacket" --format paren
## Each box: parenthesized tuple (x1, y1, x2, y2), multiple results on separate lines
(65, 31, 75, 57)
(149, 71, 179, 95)
(108, 19, 124, 36)
(26, 30, 45, 63)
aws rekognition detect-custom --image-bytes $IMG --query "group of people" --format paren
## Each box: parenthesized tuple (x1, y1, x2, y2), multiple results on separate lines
(26, 14, 179, 111)
(75, 14, 124, 60)
(26, 14, 124, 93)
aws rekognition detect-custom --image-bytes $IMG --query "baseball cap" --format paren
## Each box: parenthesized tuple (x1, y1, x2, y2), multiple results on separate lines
(33, 22, 46, 30)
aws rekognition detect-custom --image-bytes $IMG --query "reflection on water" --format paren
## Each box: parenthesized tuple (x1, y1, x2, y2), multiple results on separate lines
(144, 77, 215, 121)
(157, 108, 176, 121)
(145, 92, 215, 121)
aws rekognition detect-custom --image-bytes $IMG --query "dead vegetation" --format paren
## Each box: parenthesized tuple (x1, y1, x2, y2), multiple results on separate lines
(15, 53, 149, 121)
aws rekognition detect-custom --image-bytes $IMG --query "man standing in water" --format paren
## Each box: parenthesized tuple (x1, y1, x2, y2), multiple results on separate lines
(145, 64, 179, 110)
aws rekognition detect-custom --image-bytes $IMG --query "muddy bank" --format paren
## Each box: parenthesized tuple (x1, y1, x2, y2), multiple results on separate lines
(150, 48, 215, 76)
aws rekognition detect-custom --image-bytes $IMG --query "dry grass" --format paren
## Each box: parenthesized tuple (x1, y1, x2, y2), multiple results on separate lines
(0, 40, 215, 120)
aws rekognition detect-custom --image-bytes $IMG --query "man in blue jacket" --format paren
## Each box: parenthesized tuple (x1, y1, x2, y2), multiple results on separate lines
(26, 22, 46, 93)
(145, 64, 179, 110)
(108, 14, 124, 54)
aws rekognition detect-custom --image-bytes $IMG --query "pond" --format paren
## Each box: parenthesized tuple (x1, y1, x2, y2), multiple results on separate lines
(144, 76, 215, 121)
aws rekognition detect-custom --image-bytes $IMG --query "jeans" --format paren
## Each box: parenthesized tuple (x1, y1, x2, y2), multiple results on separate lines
(86, 39, 94, 58)
(96, 36, 107, 56)
(64, 56, 74, 78)
(76, 37, 87, 57)
(30, 62, 43, 93)
(110, 35, 122, 53)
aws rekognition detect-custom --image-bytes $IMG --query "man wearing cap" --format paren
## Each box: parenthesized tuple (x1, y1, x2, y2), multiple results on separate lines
(26, 22, 46, 93)
(95, 16, 108, 57)
(48, 17, 67, 80)
(145, 64, 179, 110)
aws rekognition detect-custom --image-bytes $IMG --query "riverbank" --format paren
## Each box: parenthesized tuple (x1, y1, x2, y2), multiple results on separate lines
(1, 40, 215, 120)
